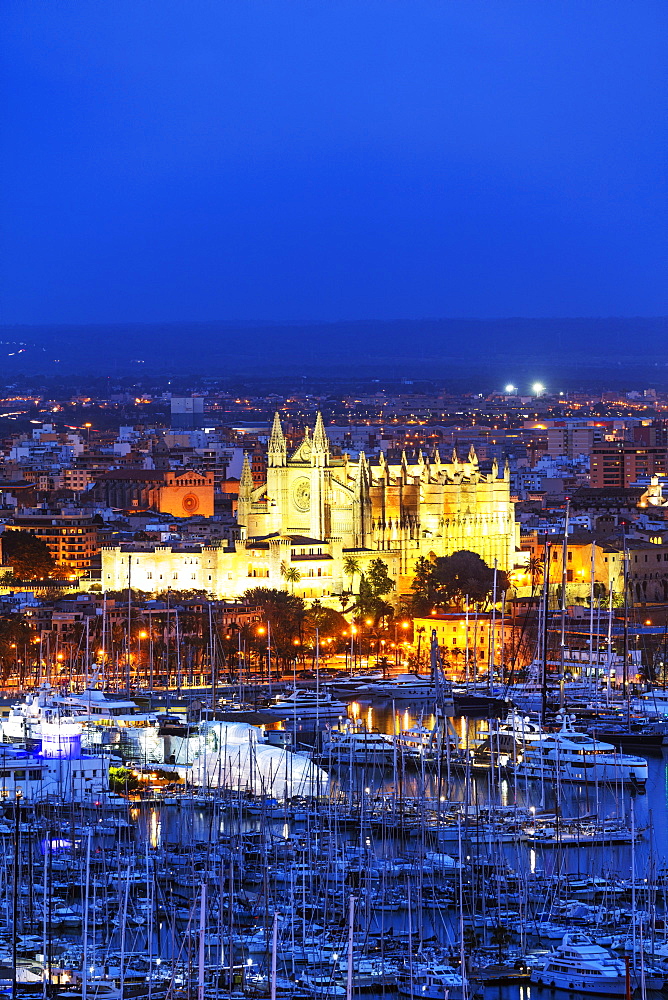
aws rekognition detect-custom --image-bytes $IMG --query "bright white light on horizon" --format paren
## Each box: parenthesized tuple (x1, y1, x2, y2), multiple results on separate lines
(531, 382, 545, 395)
(505, 384, 516, 394)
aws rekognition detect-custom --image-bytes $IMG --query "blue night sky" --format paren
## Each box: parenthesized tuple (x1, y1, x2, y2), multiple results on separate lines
(1, 1, 666, 326)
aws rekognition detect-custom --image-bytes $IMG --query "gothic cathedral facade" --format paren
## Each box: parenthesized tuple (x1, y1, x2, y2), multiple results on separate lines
(237, 413, 518, 591)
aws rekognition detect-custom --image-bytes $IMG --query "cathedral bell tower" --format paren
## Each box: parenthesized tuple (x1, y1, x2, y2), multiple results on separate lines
(266, 412, 288, 534)
(237, 452, 254, 534)
(310, 412, 331, 539)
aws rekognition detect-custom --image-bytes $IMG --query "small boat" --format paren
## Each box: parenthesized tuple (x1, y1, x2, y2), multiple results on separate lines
(453, 689, 512, 717)
(583, 720, 666, 752)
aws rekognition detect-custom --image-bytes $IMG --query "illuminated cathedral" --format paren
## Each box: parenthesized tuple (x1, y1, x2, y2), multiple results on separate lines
(102, 413, 517, 601)
(237, 413, 517, 586)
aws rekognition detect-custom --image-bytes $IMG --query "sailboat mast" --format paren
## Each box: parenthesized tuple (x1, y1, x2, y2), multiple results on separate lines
(541, 537, 551, 722)
(489, 560, 497, 694)
(589, 540, 596, 677)
(623, 532, 629, 700)
(346, 894, 356, 1000)
(559, 500, 570, 701)
(82, 829, 91, 1000)
(198, 881, 207, 1000)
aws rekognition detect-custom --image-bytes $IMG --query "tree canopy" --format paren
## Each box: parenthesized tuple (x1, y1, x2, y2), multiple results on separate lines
(242, 586, 306, 666)
(354, 558, 395, 623)
(1, 530, 55, 580)
(302, 600, 347, 645)
(410, 550, 508, 612)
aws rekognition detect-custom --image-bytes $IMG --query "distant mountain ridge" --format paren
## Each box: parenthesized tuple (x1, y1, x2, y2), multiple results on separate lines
(0, 317, 666, 387)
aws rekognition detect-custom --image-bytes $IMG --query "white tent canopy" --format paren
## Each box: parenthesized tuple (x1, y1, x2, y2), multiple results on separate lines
(188, 721, 328, 799)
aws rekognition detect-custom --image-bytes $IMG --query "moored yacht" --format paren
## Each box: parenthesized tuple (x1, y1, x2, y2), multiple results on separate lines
(397, 965, 475, 1000)
(263, 688, 347, 718)
(2, 683, 158, 738)
(531, 931, 661, 995)
(517, 722, 648, 786)
(367, 673, 454, 709)
(472, 717, 648, 786)
(321, 721, 398, 762)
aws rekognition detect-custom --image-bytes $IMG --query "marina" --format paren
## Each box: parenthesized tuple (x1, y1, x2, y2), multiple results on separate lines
(1, 670, 668, 1000)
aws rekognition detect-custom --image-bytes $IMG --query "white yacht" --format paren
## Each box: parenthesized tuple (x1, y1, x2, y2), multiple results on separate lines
(632, 691, 668, 718)
(395, 718, 461, 760)
(531, 932, 661, 995)
(263, 688, 347, 719)
(397, 965, 471, 1000)
(517, 721, 648, 786)
(367, 673, 453, 704)
(321, 721, 397, 762)
(472, 717, 648, 786)
(1, 683, 159, 753)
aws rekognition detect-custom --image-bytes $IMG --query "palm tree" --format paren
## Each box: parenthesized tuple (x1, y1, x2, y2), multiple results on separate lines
(343, 556, 360, 593)
(528, 555, 544, 595)
(281, 563, 302, 594)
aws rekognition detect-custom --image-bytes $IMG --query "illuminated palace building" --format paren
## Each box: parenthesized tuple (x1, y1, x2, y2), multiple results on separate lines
(102, 414, 518, 601)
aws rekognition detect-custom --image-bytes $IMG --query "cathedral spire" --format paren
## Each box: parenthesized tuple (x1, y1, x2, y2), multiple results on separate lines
(312, 412, 329, 455)
(356, 451, 370, 489)
(268, 412, 286, 467)
(468, 444, 478, 465)
(239, 453, 254, 497)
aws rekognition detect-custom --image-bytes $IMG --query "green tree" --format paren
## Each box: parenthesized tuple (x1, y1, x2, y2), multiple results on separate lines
(367, 558, 395, 598)
(528, 555, 544, 595)
(0, 615, 34, 679)
(410, 556, 437, 615)
(242, 587, 306, 669)
(409, 550, 508, 612)
(303, 601, 347, 651)
(109, 766, 141, 794)
(1, 530, 55, 580)
(432, 551, 508, 609)
(354, 570, 395, 626)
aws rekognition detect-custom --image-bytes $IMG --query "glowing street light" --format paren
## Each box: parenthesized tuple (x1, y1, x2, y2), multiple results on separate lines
(505, 384, 516, 394)
(531, 382, 546, 396)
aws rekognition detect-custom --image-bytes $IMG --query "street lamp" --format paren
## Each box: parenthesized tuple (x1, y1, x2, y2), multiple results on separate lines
(137, 630, 148, 686)
(257, 624, 272, 688)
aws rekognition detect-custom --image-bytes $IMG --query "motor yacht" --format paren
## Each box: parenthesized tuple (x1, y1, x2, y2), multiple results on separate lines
(263, 688, 347, 719)
(321, 721, 397, 762)
(531, 931, 662, 995)
(472, 717, 648, 786)
(397, 965, 475, 1000)
(366, 674, 455, 710)
(517, 722, 648, 786)
(1, 683, 159, 753)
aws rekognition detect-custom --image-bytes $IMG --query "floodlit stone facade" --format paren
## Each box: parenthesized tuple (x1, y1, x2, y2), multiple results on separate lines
(102, 413, 518, 600)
